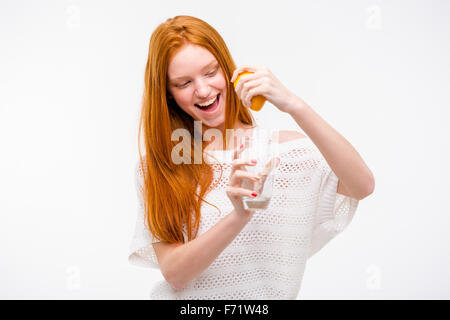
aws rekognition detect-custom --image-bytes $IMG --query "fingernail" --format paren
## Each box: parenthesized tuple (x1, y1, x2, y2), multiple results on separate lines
(251, 159, 257, 164)
(240, 144, 244, 149)
(251, 192, 258, 197)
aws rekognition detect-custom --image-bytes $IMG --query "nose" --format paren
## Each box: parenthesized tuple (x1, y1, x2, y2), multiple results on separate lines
(194, 79, 211, 99)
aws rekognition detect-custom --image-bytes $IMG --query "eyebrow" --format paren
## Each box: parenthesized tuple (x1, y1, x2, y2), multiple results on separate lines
(169, 60, 218, 82)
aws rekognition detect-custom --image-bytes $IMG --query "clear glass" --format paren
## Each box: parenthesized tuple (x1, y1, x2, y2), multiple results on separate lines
(240, 128, 279, 211)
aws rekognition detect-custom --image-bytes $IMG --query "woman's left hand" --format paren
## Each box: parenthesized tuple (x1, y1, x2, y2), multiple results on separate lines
(231, 65, 297, 114)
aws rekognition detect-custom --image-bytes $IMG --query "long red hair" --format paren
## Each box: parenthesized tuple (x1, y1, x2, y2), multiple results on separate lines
(138, 16, 254, 244)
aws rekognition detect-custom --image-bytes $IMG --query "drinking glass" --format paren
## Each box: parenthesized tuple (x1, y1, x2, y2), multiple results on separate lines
(240, 128, 279, 210)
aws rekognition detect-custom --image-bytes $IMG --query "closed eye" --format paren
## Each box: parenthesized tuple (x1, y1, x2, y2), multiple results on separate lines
(207, 68, 218, 76)
(177, 81, 190, 88)
(175, 68, 218, 88)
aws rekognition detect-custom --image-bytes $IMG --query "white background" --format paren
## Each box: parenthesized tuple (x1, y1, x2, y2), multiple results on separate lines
(1, 0, 449, 299)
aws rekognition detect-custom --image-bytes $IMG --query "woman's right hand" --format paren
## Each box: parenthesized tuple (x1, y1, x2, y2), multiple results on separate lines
(225, 143, 261, 219)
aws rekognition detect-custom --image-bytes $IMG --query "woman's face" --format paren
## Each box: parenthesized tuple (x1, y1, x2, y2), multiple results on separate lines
(167, 44, 227, 131)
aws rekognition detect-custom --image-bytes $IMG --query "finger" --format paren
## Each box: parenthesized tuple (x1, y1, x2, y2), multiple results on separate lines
(238, 76, 260, 97)
(231, 143, 245, 177)
(231, 158, 258, 168)
(231, 136, 251, 161)
(230, 169, 260, 186)
(241, 78, 266, 108)
(234, 72, 255, 96)
(230, 65, 261, 83)
(232, 143, 244, 163)
(231, 138, 253, 178)
(226, 186, 258, 198)
(231, 66, 257, 83)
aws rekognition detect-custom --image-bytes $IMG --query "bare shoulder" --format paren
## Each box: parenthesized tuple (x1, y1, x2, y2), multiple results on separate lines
(274, 130, 307, 143)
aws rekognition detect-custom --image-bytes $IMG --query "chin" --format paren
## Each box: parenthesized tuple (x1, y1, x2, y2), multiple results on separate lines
(207, 114, 226, 126)
(200, 121, 221, 132)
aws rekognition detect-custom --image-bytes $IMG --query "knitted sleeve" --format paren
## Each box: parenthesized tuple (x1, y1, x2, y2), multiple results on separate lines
(308, 152, 359, 258)
(128, 161, 161, 269)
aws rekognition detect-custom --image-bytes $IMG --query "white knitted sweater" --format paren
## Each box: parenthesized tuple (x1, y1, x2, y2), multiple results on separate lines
(129, 135, 359, 299)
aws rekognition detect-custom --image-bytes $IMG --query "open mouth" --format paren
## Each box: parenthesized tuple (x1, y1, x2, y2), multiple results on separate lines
(195, 94, 220, 113)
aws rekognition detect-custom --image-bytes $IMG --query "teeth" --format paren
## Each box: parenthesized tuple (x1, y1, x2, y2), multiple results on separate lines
(197, 95, 217, 107)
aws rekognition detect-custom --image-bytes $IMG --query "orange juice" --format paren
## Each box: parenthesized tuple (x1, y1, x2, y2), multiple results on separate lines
(233, 72, 267, 111)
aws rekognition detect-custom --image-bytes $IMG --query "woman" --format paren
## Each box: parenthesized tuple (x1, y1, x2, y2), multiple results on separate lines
(129, 15, 375, 299)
